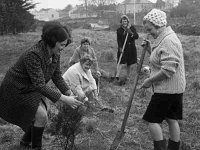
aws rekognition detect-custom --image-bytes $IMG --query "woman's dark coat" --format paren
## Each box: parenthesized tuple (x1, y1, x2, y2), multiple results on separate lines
(0, 40, 70, 131)
(117, 25, 139, 65)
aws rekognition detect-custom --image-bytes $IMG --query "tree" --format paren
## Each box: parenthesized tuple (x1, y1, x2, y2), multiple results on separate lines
(64, 4, 73, 11)
(155, 0, 165, 9)
(0, 0, 36, 34)
(79, 0, 116, 18)
(170, 0, 200, 18)
(89, 0, 116, 6)
(59, 4, 73, 18)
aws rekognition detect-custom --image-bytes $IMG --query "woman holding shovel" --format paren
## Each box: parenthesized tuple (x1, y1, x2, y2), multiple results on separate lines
(141, 9, 186, 150)
(0, 21, 83, 150)
(114, 15, 139, 85)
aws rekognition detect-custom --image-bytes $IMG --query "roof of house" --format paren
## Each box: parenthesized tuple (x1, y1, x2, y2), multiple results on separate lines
(121, 0, 154, 4)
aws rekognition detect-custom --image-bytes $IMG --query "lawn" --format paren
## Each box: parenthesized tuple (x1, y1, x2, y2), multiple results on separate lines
(0, 29, 199, 150)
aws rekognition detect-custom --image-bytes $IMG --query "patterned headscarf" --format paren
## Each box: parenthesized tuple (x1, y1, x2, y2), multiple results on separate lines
(143, 9, 167, 27)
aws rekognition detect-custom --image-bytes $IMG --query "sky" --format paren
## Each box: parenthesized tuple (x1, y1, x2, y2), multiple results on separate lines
(33, 0, 157, 10)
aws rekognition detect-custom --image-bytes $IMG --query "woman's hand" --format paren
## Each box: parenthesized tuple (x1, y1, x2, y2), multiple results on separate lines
(60, 94, 83, 109)
(92, 90, 98, 99)
(65, 89, 72, 96)
(141, 39, 150, 47)
(126, 27, 133, 35)
(140, 78, 153, 89)
(141, 38, 151, 54)
(96, 70, 101, 77)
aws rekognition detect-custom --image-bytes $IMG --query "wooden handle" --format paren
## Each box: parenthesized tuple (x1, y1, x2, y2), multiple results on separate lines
(120, 43, 147, 132)
(116, 33, 129, 75)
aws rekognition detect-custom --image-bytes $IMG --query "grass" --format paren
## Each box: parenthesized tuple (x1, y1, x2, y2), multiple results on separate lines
(0, 29, 200, 149)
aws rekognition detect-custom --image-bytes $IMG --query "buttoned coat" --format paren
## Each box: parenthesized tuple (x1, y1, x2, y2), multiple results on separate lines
(117, 25, 139, 65)
(0, 40, 70, 131)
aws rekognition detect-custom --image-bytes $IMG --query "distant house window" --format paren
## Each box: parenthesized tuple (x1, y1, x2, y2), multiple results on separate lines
(52, 14, 54, 18)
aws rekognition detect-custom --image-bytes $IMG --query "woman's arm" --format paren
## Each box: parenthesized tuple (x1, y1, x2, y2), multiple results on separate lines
(130, 25, 139, 39)
(141, 70, 168, 88)
(51, 56, 71, 94)
(63, 70, 87, 102)
(24, 52, 62, 103)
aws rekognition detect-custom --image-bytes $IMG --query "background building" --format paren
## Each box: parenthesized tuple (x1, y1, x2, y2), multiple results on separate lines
(31, 8, 59, 21)
(117, 0, 154, 14)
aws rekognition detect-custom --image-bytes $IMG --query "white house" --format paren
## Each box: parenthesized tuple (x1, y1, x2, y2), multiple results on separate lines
(69, 5, 97, 19)
(31, 8, 59, 21)
(117, 0, 154, 14)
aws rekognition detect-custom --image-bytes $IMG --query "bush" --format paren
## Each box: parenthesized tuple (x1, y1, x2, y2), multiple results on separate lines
(49, 104, 83, 150)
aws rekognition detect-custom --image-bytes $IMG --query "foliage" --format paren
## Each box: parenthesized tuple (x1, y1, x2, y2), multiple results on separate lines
(63, 4, 73, 11)
(79, 0, 117, 17)
(0, 0, 36, 35)
(59, 4, 73, 18)
(88, 0, 116, 6)
(170, 0, 200, 18)
(155, 0, 166, 9)
(49, 104, 83, 150)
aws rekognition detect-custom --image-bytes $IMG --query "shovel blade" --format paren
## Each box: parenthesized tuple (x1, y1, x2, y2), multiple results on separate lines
(110, 131, 125, 150)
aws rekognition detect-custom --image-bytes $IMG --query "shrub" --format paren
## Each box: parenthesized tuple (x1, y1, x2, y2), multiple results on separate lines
(49, 104, 83, 150)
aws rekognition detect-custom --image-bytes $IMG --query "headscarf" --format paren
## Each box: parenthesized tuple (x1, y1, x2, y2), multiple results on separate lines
(143, 9, 167, 27)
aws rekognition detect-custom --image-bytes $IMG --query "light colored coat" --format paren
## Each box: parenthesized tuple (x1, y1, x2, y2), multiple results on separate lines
(63, 62, 97, 99)
(150, 26, 186, 94)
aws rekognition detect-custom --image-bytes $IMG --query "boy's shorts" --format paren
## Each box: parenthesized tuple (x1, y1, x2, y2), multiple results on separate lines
(142, 93, 183, 123)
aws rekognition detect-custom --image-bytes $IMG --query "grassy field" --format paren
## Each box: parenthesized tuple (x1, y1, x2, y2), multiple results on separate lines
(0, 29, 200, 150)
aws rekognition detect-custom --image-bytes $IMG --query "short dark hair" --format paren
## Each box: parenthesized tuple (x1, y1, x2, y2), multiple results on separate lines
(81, 38, 90, 45)
(41, 21, 71, 48)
